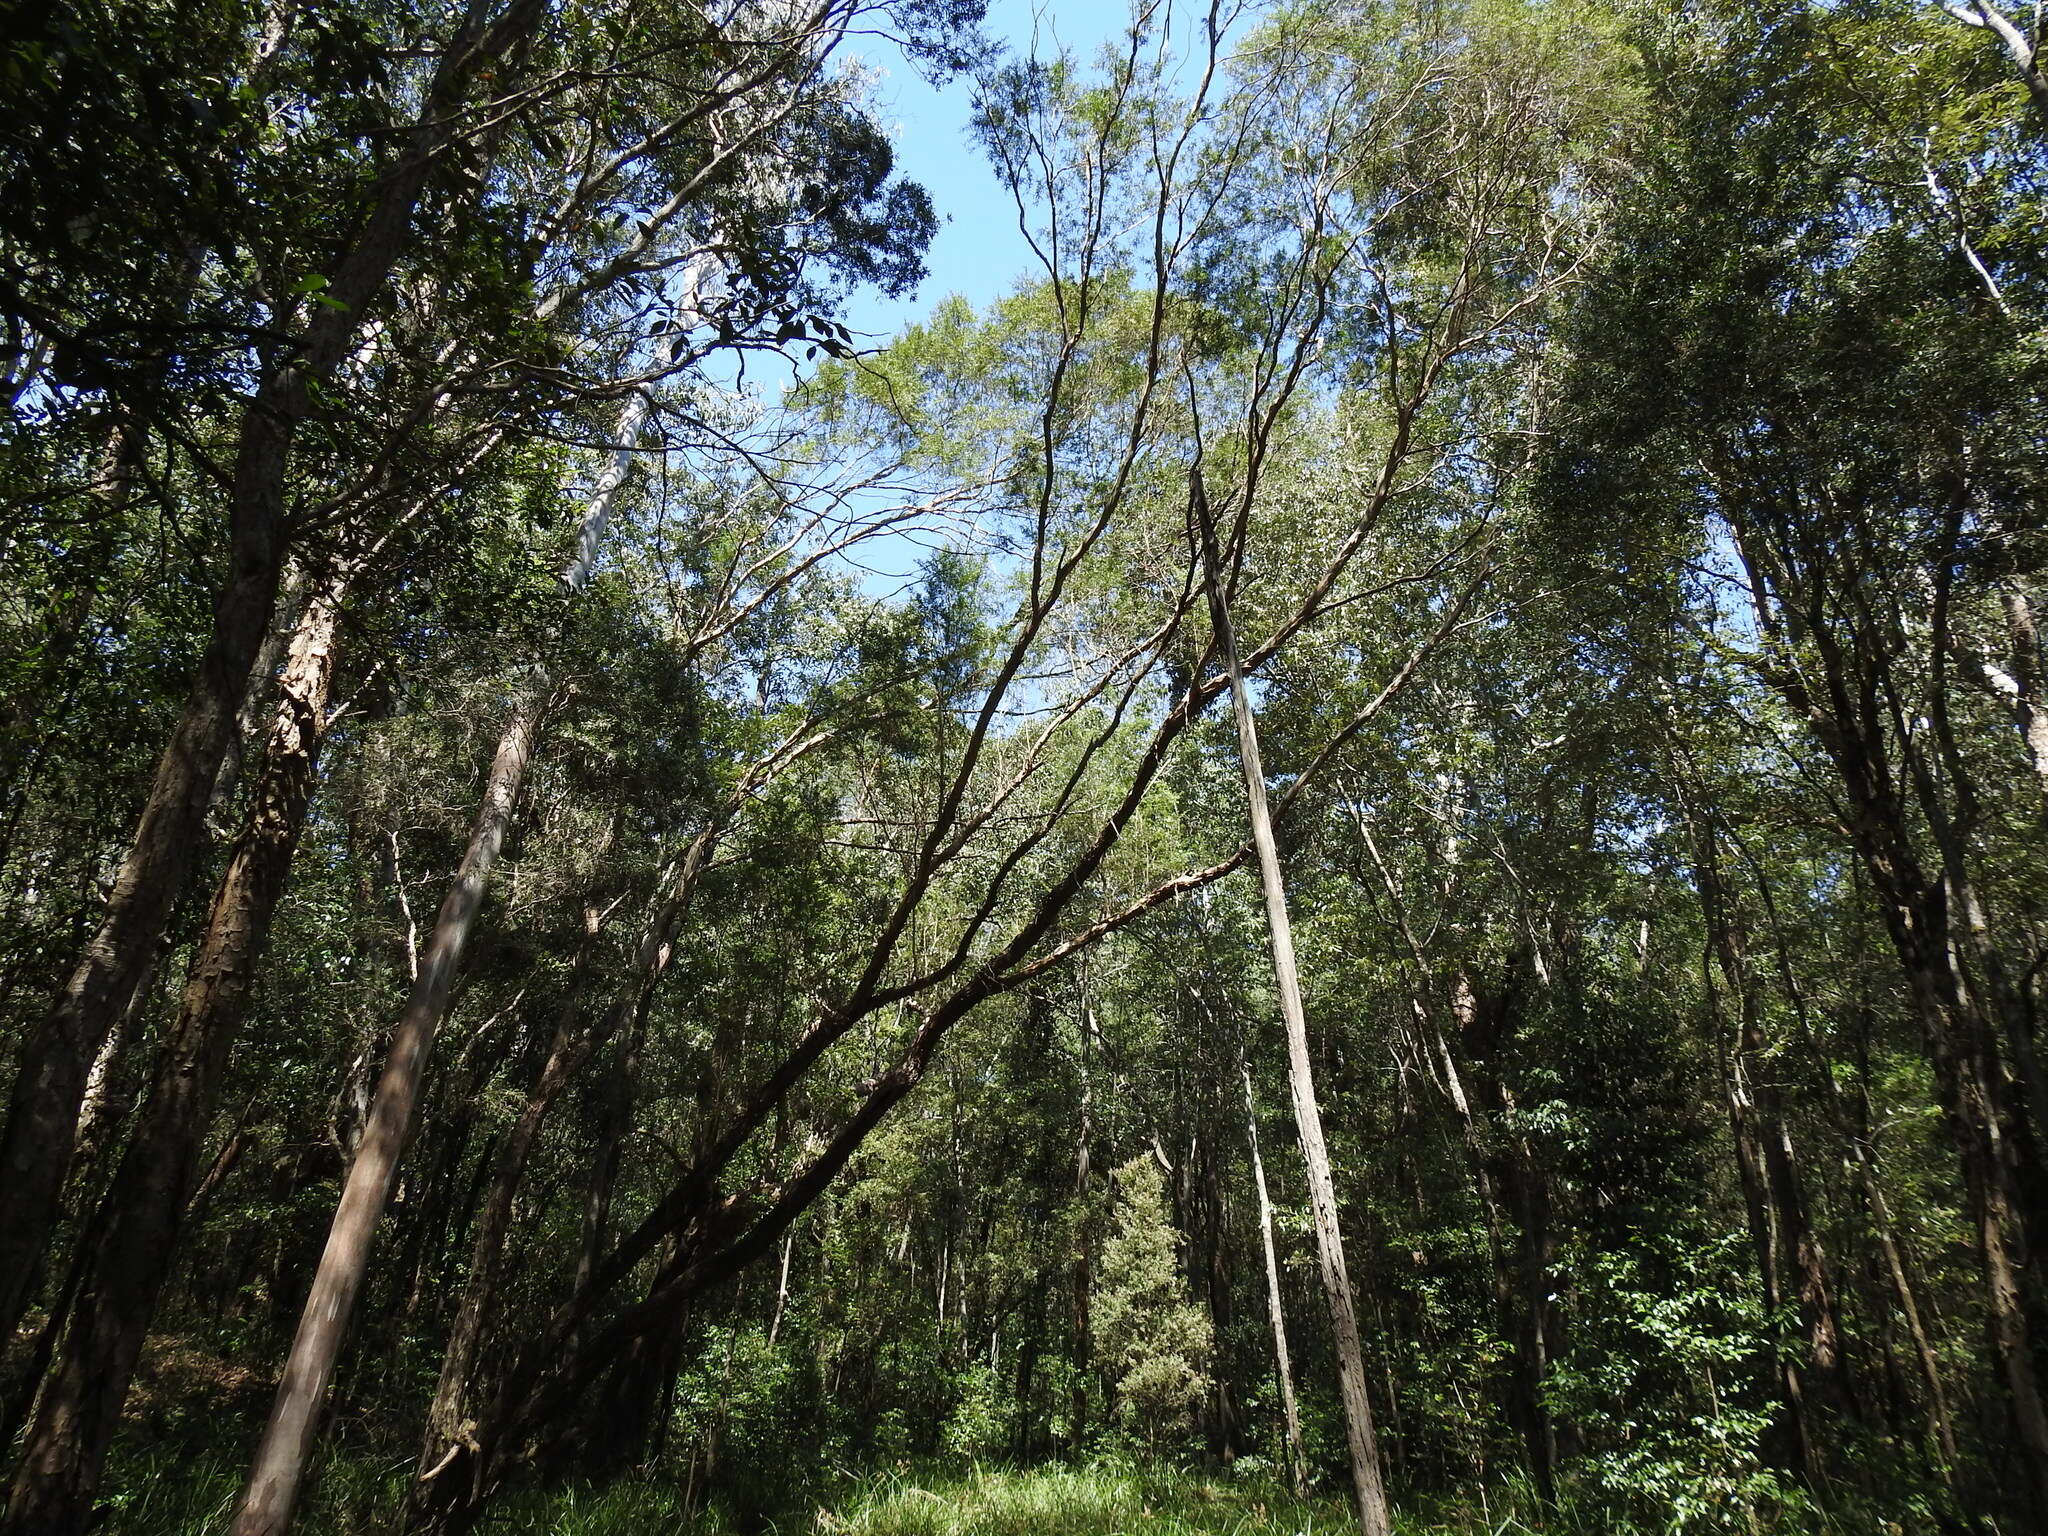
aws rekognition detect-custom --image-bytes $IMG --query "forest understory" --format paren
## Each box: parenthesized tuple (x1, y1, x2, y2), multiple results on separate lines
(5, 1, 2048, 1533)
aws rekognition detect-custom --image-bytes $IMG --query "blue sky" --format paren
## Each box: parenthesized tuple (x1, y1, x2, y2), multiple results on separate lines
(838, 0, 1135, 343)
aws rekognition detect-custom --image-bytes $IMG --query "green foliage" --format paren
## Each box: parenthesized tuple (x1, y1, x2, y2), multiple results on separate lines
(1094, 1157, 1214, 1449)
(7, 1, 2046, 1533)
(821, 1466, 1341, 1536)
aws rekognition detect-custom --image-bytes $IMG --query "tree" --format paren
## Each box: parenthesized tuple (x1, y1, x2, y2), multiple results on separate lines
(1094, 1155, 1213, 1446)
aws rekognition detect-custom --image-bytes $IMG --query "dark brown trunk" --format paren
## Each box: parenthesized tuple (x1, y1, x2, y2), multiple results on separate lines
(0, 517, 286, 1355)
(1730, 514, 2048, 1499)
(1451, 963, 1571, 1496)
(1747, 852, 1965, 1480)
(4, 576, 346, 1535)
(1693, 823, 1839, 1488)
(236, 379, 638, 1536)
(420, 912, 610, 1478)
(0, 0, 539, 1361)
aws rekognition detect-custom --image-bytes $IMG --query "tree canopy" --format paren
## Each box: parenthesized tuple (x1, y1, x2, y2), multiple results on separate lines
(4, 2, 2048, 1534)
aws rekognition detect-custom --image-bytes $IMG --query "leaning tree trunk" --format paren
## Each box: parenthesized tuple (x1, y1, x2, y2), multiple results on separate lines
(417, 966, 603, 1483)
(0, 480, 287, 1355)
(0, 0, 543, 1357)
(3, 572, 350, 1536)
(232, 392, 646, 1536)
(1196, 471, 1394, 1536)
(416, 820, 718, 1486)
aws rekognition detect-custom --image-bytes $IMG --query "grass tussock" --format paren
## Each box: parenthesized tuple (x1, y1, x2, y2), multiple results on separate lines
(815, 1465, 1345, 1536)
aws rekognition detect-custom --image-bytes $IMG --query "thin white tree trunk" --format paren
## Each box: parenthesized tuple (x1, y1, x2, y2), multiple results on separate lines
(768, 1234, 796, 1346)
(1945, 2, 2048, 123)
(1196, 471, 1394, 1536)
(1242, 1062, 1306, 1497)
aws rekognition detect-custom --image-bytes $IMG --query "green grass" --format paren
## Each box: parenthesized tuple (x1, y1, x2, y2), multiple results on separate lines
(94, 1455, 1871, 1536)
(812, 1465, 1348, 1536)
(91, 1457, 1452, 1536)
(98, 1447, 397, 1534)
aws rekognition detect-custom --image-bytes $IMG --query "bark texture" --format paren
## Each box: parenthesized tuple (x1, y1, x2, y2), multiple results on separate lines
(0, 0, 547, 1357)
(5, 574, 349, 1536)
(234, 389, 644, 1536)
(1196, 471, 1394, 1536)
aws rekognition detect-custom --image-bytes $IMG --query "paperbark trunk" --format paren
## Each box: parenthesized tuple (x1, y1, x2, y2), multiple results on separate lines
(1242, 1063, 1306, 1496)
(1196, 472, 1393, 1536)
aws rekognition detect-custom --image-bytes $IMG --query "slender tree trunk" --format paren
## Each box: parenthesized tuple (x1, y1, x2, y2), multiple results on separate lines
(768, 1234, 795, 1347)
(1897, 931, 2048, 1497)
(236, 687, 540, 1536)
(1711, 948, 1813, 1479)
(1353, 814, 1554, 1497)
(1242, 1062, 1305, 1497)
(69, 957, 148, 1176)
(571, 1039, 635, 1310)
(1742, 852, 1965, 1478)
(1730, 519, 2048, 1498)
(232, 395, 645, 1536)
(1196, 471, 1394, 1536)
(1694, 828, 1836, 1488)
(418, 942, 602, 1481)
(1070, 1004, 1095, 1454)
(0, 947, 162, 1439)
(0, 511, 286, 1355)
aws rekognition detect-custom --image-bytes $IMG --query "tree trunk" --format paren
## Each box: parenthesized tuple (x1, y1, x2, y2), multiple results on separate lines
(0, 0, 543, 1358)
(235, 688, 539, 1536)
(418, 949, 600, 1481)
(417, 815, 718, 1485)
(1353, 813, 1554, 1498)
(1693, 823, 1838, 1489)
(1999, 587, 2048, 803)
(4, 572, 348, 1535)
(1196, 471, 1394, 1536)
(1946, 2, 2048, 126)
(1730, 517, 2048, 1499)
(0, 511, 286, 1356)
(1743, 852, 1964, 1479)
(1071, 1004, 1095, 1454)
(1242, 1062, 1306, 1497)
(232, 394, 644, 1536)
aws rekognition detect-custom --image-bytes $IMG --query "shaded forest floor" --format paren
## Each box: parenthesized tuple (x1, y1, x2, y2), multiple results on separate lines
(92, 1455, 1861, 1536)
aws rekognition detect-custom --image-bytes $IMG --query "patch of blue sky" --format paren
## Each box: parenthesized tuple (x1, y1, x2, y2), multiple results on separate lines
(687, 0, 1272, 625)
(813, 0, 1266, 595)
